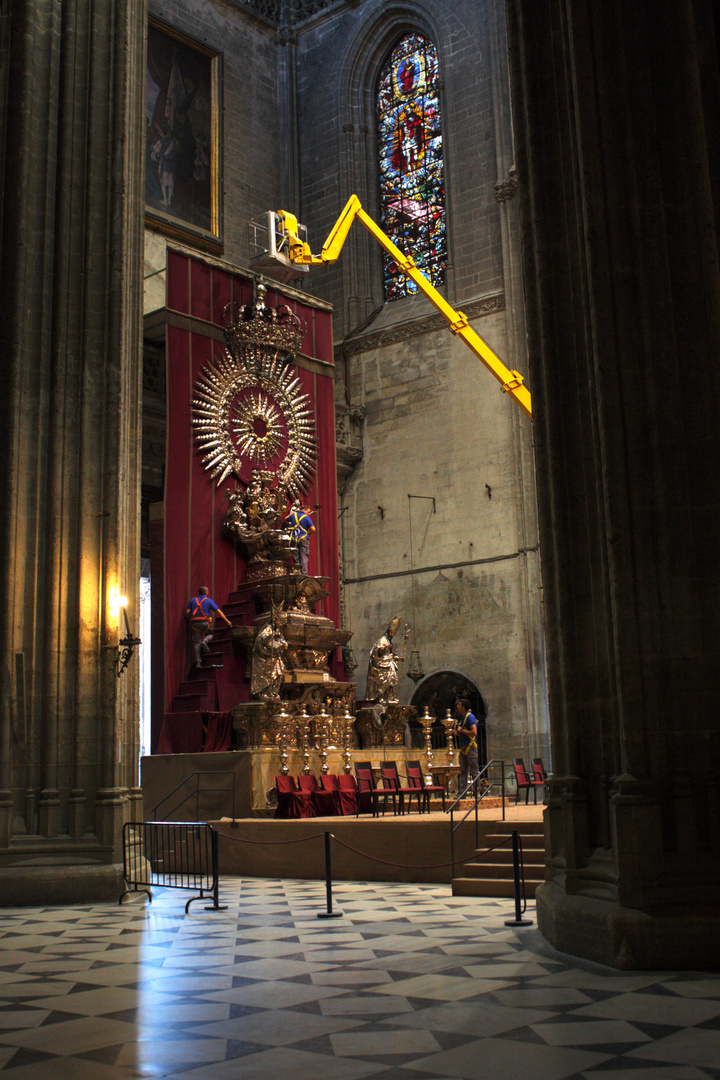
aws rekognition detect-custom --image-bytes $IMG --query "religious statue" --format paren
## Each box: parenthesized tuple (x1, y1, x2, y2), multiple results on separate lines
(244, 469, 283, 531)
(365, 616, 409, 705)
(222, 488, 247, 533)
(251, 622, 288, 700)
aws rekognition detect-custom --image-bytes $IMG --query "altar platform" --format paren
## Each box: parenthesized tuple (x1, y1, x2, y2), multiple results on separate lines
(208, 805, 544, 887)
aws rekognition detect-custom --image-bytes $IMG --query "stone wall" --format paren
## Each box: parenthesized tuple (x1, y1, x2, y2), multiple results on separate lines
(144, 0, 281, 304)
(340, 305, 546, 763)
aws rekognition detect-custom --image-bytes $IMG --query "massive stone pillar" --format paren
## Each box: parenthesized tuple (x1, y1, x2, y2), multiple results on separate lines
(506, 0, 720, 968)
(0, 0, 146, 901)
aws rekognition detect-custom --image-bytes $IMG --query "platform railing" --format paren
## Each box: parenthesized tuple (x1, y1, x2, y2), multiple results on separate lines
(448, 758, 506, 876)
(119, 821, 226, 912)
(151, 770, 236, 824)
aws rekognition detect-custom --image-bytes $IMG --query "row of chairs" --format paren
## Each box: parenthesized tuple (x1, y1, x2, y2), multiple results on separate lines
(355, 760, 446, 817)
(512, 757, 547, 803)
(275, 773, 356, 819)
(275, 761, 447, 819)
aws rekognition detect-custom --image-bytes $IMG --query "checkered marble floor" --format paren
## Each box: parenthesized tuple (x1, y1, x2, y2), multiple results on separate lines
(1, 879, 720, 1079)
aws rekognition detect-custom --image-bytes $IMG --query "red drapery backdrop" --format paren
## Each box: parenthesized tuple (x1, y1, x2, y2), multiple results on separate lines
(161, 248, 342, 718)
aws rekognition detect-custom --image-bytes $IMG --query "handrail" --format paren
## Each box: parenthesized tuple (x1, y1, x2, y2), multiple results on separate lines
(151, 771, 236, 824)
(449, 759, 507, 876)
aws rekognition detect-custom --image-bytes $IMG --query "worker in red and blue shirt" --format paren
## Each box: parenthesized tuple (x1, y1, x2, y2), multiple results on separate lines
(283, 505, 316, 575)
(185, 586, 231, 671)
(454, 696, 480, 796)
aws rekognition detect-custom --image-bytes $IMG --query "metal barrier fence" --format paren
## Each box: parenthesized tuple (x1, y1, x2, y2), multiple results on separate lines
(120, 821, 226, 912)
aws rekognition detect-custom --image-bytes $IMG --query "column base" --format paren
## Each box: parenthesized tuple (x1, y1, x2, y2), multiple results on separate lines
(537, 881, 720, 970)
(0, 863, 125, 907)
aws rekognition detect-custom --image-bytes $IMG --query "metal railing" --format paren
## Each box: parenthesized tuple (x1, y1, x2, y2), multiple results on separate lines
(119, 821, 226, 912)
(448, 759, 506, 876)
(151, 771, 236, 824)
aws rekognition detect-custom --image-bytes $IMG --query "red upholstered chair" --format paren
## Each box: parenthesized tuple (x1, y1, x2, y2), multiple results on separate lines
(275, 775, 314, 819)
(531, 758, 547, 799)
(355, 762, 381, 817)
(318, 773, 341, 814)
(336, 773, 358, 815)
(405, 761, 446, 812)
(299, 774, 336, 817)
(379, 762, 416, 815)
(512, 758, 538, 804)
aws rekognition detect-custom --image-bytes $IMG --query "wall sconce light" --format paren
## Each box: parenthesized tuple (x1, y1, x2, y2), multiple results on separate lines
(110, 591, 142, 677)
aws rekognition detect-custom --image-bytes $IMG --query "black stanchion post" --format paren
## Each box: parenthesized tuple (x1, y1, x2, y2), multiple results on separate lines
(205, 828, 228, 911)
(504, 829, 533, 927)
(317, 831, 343, 919)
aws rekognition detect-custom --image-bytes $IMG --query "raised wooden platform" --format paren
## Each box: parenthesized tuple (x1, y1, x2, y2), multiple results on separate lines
(210, 805, 545, 891)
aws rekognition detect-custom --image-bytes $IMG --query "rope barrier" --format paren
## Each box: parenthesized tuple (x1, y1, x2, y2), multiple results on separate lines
(220, 830, 328, 846)
(219, 825, 512, 871)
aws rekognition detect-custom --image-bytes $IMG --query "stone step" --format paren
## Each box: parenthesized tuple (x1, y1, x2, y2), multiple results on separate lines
(483, 829, 546, 846)
(460, 859, 544, 879)
(452, 876, 543, 898)
(467, 845, 545, 865)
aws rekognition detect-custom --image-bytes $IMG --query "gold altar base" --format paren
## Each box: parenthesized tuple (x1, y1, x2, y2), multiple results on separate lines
(355, 702, 417, 748)
(232, 687, 356, 750)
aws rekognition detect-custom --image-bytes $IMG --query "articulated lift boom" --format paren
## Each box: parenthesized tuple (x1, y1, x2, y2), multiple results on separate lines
(273, 194, 532, 419)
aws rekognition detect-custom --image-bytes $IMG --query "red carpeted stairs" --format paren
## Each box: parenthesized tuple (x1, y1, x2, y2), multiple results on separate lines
(164, 589, 255, 731)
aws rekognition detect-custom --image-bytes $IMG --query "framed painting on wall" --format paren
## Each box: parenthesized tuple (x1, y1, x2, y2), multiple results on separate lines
(146, 17, 223, 251)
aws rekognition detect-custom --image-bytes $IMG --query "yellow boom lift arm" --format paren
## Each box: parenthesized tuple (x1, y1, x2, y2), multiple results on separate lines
(275, 194, 532, 419)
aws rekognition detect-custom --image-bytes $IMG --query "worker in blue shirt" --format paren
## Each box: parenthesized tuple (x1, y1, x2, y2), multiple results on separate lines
(284, 504, 316, 574)
(185, 586, 231, 671)
(454, 697, 480, 796)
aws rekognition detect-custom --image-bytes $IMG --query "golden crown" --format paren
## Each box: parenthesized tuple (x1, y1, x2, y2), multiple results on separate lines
(223, 283, 305, 357)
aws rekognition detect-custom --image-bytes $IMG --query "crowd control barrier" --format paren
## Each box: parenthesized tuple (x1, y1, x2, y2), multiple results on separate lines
(119, 821, 226, 912)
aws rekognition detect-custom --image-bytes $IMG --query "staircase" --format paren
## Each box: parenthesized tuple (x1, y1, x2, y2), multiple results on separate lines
(451, 818, 546, 898)
(166, 589, 256, 719)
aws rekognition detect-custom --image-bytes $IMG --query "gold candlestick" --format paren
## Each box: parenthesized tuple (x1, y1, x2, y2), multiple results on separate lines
(317, 702, 330, 774)
(442, 707, 456, 766)
(276, 704, 290, 776)
(299, 705, 311, 775)
(421, 705, 434, 772)
(342, 706, 354, 774)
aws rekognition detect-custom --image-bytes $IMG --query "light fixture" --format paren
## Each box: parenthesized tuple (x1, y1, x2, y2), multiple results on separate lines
(111, 592, 142, 677)
(406, 647, 425, 683)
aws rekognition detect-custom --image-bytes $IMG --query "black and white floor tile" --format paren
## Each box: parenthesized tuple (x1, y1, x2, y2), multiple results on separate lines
(1, 878, 719, 1079)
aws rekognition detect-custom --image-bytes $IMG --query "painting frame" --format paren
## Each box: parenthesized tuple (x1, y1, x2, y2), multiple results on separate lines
(145, 16, 223, 252)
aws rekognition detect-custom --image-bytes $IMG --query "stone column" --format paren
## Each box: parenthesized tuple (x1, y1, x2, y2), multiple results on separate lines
(505, 0, 720, 968)
(0, 0, 146, 897)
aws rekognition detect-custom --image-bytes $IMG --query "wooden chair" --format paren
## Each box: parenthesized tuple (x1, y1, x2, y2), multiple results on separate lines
(379, 762, 417, 815)
(405, 761, 446, 812)
(275, 775, 314, 818)
(355, 761, 382, 816)
(298, 774, 336, 816)
(531, 758, 547, 799)
(512, 758, 539, 804)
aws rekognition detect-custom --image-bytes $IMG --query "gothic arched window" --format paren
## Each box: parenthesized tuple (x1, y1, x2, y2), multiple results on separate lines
(377, 33, 446, 302)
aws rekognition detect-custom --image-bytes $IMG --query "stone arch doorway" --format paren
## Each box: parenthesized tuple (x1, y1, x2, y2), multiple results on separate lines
(410, 670, 487, 766)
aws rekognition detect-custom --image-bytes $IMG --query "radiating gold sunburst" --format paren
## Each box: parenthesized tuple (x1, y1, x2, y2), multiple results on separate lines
(233, 392, 284, 466)
(192, 344, 317, 500)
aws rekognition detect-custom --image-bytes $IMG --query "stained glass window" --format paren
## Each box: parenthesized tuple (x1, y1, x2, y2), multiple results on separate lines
(377, 34, 446, 302)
